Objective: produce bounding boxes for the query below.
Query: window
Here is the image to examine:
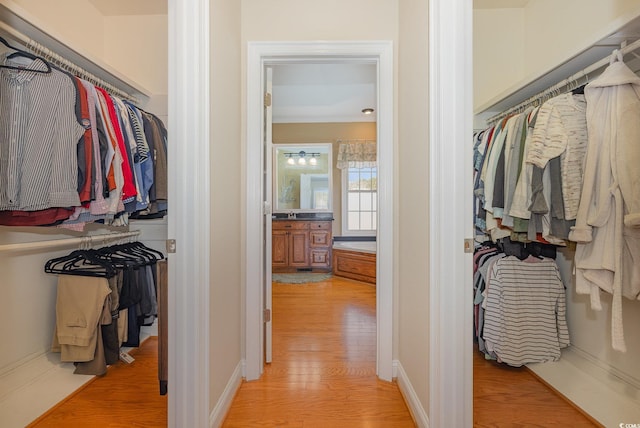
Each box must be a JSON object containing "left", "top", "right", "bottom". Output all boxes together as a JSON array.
[{"left": 342, "top": 166, "right": 377, "bottom": 235}]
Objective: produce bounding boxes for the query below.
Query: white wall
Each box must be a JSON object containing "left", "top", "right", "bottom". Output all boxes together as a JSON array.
[
  {"left": 210, "top": 0, "right": 243, "bottom": 412},
  {"left": 398, "top": 0, "right": 430, "bottom": 416},
  {"left": 0, "top": 227, "right": 109, "bottom": 371},
  {"left": 474, "top": 0, "right": 640, "bottom": 110},
  {"left": 1, "top": 0, "right": 106, "bottom": 59},
  {"left": 557, "top": 248, "right": 640, "bottom": 383},
  {"left": 103, "top": 14, "right": 168, "bottom": 96},
  {"left": 523, "top": 0, "right": 640, "bottom": 78},
  {"left": 241, "top": 0, "right": 399, "bottom": 41},
  {"left": 473, "top": 8, "right": 525, "bottom": 110}
]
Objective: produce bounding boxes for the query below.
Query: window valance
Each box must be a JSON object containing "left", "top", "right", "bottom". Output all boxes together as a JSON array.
[{"left": 336, "top": 140, "right": 377, "bottom": 169}]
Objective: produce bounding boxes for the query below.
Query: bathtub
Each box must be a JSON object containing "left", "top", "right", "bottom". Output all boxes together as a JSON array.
[{"left": 332, "top": 240, "right": 377, "bottom": 283}]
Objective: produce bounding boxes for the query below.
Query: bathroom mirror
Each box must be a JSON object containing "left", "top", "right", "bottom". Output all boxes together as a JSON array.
[{"left": 273, "top": 143, "right": 332, "bottom": 212}]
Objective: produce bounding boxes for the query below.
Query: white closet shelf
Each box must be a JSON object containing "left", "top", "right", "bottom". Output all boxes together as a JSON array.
[
  {"left": 0, "top": 1, "right": 152, "bottom": 102},
  {"left": 475, "top": 12, "right": 640, "bottom": 115}
]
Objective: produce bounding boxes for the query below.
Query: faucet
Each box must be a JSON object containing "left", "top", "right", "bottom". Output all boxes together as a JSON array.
[{"left": 288, "top": 211, "right": 296, "bottom": 219}]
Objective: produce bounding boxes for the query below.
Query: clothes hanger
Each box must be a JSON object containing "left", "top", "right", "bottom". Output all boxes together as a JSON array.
[
  {"left": 44, "top": 249, "right": 116, "bottom": 278},
  {"left": 0, "top": 35, "right": 52, "bottom": 74},
  {"left": 95, "top": 241, "right": 163, "bottom": 270},
  {"left": 126, "top": 241, "right": 165, "bottom": 261}
]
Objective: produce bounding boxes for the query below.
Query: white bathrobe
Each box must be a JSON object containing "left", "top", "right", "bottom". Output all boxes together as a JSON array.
[{"left": 568, "top": 51, "right": 640, "bottom": 352}]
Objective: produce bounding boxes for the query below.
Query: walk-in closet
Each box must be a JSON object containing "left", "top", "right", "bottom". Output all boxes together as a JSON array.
[
  {"left": 473, "top": 1, "right": 640, "bottom": 425},
  {"left": 0, "top": 1, "right": 168, "bottom": 426}
]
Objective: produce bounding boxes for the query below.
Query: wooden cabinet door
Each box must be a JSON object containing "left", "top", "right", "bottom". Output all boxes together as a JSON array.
[
  {"left": 289, "top": 229, "right": 309, "bottom": 267},
  {"left": 310, "top": 249, "right": 331, "bottom": 268},
  {"left": 272, "top": 230, "right": 289, "bottom": 268},
  {"left": 309, "top": 230, "right": 330, "bottom": 247}
]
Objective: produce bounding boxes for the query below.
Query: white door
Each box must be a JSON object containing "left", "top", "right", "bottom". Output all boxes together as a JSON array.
[{"left": 264, "top": 66, "right": 273, "bottom": 363}]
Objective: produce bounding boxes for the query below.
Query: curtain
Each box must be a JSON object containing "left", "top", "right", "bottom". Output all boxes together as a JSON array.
[{"left": 336, "top": 140, "right": 377, "bottom": 169}]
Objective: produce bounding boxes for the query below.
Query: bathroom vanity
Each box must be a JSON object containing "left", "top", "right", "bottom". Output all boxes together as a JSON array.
[{"left": 272, "top": 218, "right": 333, "bottom": 272}]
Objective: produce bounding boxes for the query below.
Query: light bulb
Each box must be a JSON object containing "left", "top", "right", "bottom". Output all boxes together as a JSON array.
[
  {"left": 298, "top": 157, "right": 306, "bottom": 165},
  {"left": 287, "top": 157, "right": 295, "bottom": 165},
  {"left": 309, "top": 157, "right": 317, "bottom": 165}
]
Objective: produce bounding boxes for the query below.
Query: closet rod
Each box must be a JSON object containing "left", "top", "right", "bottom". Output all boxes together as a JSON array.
[
  {"left": 487, "top": 38, "right": 640, "bottom": 125},
  {"left": 0, "top": 231, "right": 140, "bottom": 253},
  {"left": 0, "top": 20, "right": 138, "bottom": 104}
]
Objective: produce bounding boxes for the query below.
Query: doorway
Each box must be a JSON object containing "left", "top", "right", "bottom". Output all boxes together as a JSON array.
[
  {"left": 267, "top": 61, "right": 378, "bottom": 364},
  {"left": 245, "top": 41, "right": 394, "bottom": 382}
]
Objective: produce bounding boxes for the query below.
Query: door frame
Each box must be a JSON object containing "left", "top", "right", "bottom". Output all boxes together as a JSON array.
[
  {"left": 167, "top": 0, "right": 211, "bottom": 426},
  {"left": 428, "top": 0, "right": 474, "bottom": 426},
  {"left": 245, "top": 41, "right": 394, "bottom": 381}
]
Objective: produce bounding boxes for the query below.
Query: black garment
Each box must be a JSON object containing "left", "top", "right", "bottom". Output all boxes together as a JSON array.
[{"left": 102, "top": 316, "right": 120, "bottom": 365}]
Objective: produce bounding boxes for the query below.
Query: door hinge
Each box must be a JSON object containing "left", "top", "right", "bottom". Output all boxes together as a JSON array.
[
  {"left": 264, "top": 92, "right": 272, "bottom": 107},
  {"left": 166, "top": 239, "right": 176, "bottom": 254},
  {"left": 464, "top": 238, "right": 474, "bottom": 253},
  {"left": 264, "top": 308, "right": 271, "bottom": 322}
]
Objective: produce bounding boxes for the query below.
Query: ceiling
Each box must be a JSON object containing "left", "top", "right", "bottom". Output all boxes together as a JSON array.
[{"left": 271, "top": 63, "right": 377, "bottom": 123}]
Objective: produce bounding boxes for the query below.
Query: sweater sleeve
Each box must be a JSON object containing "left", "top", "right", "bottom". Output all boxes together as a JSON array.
[{"left": 526, "top": 103, "right": 568, "bottom": 169}]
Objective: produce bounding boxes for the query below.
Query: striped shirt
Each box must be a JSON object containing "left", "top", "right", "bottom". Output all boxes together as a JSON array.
[
  {"left": 482, "top": 256, "right": 569, "bottom": 366},
  {"left": 0, "top": 54, "right": 84, "bottom": 210}
]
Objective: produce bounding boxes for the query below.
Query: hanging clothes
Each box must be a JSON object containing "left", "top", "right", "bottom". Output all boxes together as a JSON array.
[
  {"left": 46, "top": 241, "right": 164, "bottom": 376},
  {"left": 569, "top": 50, "right": 640, "bottom": 352},
  {"left": 0, "top": 53, "right": 84, "bottom": 211},
  {"left": 475, "top": 48, "right": 640, "bottom": 353},
  {"left": 482, "top": 255, "right": 569, "bottom": 366},
  {"left": 0, "top": 53, "right": 168, "bottom": 228}
]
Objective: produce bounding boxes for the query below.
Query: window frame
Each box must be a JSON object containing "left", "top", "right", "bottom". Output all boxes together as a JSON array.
[{"left": 341, "top": 166, "right": 377, "bottom": 237}]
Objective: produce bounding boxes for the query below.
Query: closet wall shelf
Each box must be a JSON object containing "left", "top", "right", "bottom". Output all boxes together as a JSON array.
[
  {"left": 475, "top": 13, "right": 640, "bottom": 116},
  {"left": 0, "top": 1, "right": 152, "bottom": 103},
  {"left": 0, "top": 231, "right": 141, "bottom": 253}
]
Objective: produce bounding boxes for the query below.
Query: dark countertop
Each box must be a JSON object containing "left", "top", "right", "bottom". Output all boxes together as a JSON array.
[{"left": 272, "top": 213, "right": 334, "bottom": 221}]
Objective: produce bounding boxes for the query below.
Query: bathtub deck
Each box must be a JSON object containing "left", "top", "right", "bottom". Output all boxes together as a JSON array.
[{"left": 332, "top": 248, "right": 376, "bottom": 284}]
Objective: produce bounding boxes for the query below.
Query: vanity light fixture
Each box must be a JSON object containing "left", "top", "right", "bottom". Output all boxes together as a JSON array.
[
  {"left": 283, "top": 151, "right": 320, "bottom": 166},
  {"left": 361, "top": 108, "right": 374, "bottom": 115}
]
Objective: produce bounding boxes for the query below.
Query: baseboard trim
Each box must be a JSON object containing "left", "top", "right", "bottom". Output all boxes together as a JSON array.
[
  {"left": 209, "top": 361, "right": 243, "bottom": 428},
  {"left": 526, "top": 346, "right": 640, "bottom": 428},
  {"left": 0, "top": 351, "right": 94, "bottom": 427},
  {"left": 395, "top": 360, "right": 429, "bottom": 428}
]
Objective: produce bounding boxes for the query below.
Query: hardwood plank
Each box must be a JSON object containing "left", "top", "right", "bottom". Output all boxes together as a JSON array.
[
  {"left": 28, "top": 276, "right": 600, "bottom": 427},
  {"left": 223, "top": 277, "right": 415, "bottom": 427},
  {"left": 473, "top": 345, "right": 601, "bottom": 427},
  {"left": 29, "top": 337, "right": 167, "bottom": 428}
]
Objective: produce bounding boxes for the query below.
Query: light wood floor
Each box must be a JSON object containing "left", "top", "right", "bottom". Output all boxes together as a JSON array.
[
  {"left": 473, "top": 345, "right": 600, "bottom": 427},
  {"left": 223, "top": 276, "right": 415, "bottom": 427},
  {"left": 28, "top": 337, "right": 167, "bottom": 427},
  {"left": 27, "top": 276, "right": 602, "bottom": 427}
]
